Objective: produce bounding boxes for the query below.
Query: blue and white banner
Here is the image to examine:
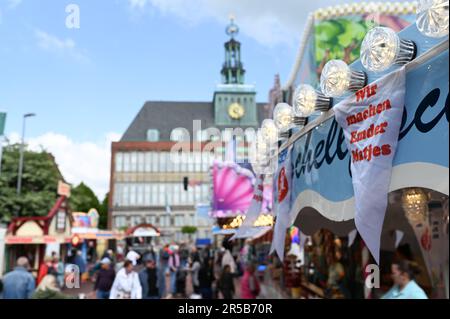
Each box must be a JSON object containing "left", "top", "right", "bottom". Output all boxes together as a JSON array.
[
  {"left": 334, "top": 67, "right": 406, "bottom": 264},
  {"left": 270, "top": 146, "right": 293, "bottom": 261}
]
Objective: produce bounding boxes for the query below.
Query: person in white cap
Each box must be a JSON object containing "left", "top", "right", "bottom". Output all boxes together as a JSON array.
[{"left": 126, "top": 250, "right": 141, "bottom": 266}]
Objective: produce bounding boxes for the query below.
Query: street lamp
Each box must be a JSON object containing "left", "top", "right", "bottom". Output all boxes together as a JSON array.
[{"left": 16, "top": 113, "right": 36, "bottom": 198}]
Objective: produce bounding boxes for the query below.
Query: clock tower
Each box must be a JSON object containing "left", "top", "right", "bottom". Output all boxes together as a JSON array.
[{"left": 213, "top": 17, "right": 258, "bottom": 126}]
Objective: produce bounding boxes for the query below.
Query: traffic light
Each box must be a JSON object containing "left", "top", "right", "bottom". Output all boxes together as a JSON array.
[{"left": 183, "top": 177, "right": 189, "bottom": 191}]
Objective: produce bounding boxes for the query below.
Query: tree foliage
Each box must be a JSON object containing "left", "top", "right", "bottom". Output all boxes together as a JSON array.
[
  {"left": 181, "top": 226, "right": 198, "bottom": 235},
  {"left": 0, "top": 144, "right": 60, "bottom": 222}
]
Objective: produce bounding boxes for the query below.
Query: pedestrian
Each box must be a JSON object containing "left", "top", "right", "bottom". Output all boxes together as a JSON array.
[
  {"left": 168, "top": 246, "right": 180, "bottom": 296},
  {"left": 158, "top": 244, "right": 170, "bottom": 298},
  {"left": 52, "top": 254, "right": 65, "bottom": 288},
  {"left": 2, "top": 257, "right": 35, "bottom": 299},
  {"left": 139, "top": 257, "right": 159, "bottom": 299},
  {"left": 37, "top": 256, "right": 57, "bottom": 285},
  {"left": 32, "top": 275, "right": 75, "bottom": 299},
  {"left": 102, "top": 249, "right": 116, "bottom": 265},
  {"left": 73, "top": 250, "right": 87, "bottom": 279},
  {"left": 240, "top": 263, "right": 260, "bottom": 299},
  {"left": 94, "top": 258, "right": 116, "bottom": 299},
  {"left": 218, "top": 265, "right": 235, "bottom": 299},
  {"left": 221, "top": 247, "right": 237, "bottom": 275},
  {"left": 198, "top": 258, "right": 215, "bottom": 299},
  {"left": 110, "top": 260, "right": 142, "bottom": 299},
  {"left": 382, "top": 260, "right": 428, "bottom": 299},
  {"left": 126, "top": 250, "right": 141, "bottom": 266},
  {"left": 188, "top": 253, "right": 202, "bottom": 295}
]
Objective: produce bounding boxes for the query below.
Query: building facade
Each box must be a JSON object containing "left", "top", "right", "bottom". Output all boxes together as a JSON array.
[{"left": 108, "top": 19, "right": 267, "bottom": 243}]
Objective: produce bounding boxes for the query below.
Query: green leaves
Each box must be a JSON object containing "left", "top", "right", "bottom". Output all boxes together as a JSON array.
[
  {"left": 181, "top": 226, "right": 198, "bottom": 235},
  {"left": 314, "top": 18, "right": 370, "bottom": 66},
  {"left": 0, "top": 144, "right": 59, "bottom": 222},
  {"left": 0, "top": 144, "right": 108, "bottom": 229}
]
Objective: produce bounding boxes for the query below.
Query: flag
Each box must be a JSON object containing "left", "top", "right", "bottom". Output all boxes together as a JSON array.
[
  {"left": 230, "top": 174, "right": 265, "bottom": 240},
  {"left": 270, "top": 146, "right": 293, "bottom": 261},
  {"left": 333, "top": 67, "right": 406, "bottom": 264}
]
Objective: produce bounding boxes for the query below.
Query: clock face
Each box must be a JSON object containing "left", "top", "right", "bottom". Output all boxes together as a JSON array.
[{"left": 228, "top": 103, "right": 245, "bottom": 119}]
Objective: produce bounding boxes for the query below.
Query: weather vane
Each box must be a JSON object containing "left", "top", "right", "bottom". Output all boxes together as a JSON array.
[{"left": 226, "top": 13, "right": 239, "bottom": 39}]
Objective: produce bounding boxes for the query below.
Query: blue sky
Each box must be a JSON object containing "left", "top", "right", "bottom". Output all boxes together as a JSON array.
[
  {"left": 0, "top": 0, "right": 299, "bottom": 141},
  {"left": 0, "top": 0, "right": 388, "bottom": 197}
]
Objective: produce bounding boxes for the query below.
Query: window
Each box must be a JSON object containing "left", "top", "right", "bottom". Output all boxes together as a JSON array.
[
  {"left": 159, "top": 153, "right": 167, "bottom": 172},
  {"left": 151, "top": 184, "right": 158, "bottom": 205},
  {"left": 137, "top": 184, "right": 144, "bottom": 205},
  {"left": 115, "top": 153, "right": 123, "bottom": 172},
  {"left": 123, "top": 153, "right": 131, "bottom": 172},
  {"left": 137, "top": 152, "right": 144, "bottom": 172},
  {"left": 188, "top": 188, "right": 194, "bottom": 204},
  {"left": 173, "top": 184, "right": 180, "bottom": 205},
  {"left": 130, "top": 152, "right": 137, "bottom": 172},
  {"left": 147, "top": 129, "right": 160, "bottom": 142},
  {"left": 181, "top": 187, "right": 187, "bottom": 204},
  {"left": 151, "top": 152, "right": 158, "bottom": 172},
  {"left": 188, "top": 153, "right": 194, "bottom": 172},
  {"left": 129, "top": 184, "right": 137, "bottom": 206},
  {"left": 145, "top": 152, "right": 151, "bottom": 172},
  {"left": 114, "top": 184, "right": 122, "bottom": 206},
  {"left": 159, "top": 184, "right": 166, "bottom": 206},
  {"left": 114, "top": 216, "right": 126, "bottom": 228},
  {"left": 144, "top": 184, "right": 151, "bottom": 206},
  {"left": 171, "top": 128, "right": 188, "bottom": 142},
  {"left": 123, "top": 185, "right": 130, "bottom": 206}
]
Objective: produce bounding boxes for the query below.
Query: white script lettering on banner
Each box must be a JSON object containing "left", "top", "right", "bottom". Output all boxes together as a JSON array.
[
  {"left": 334, "top": 67, "right": 406, "bottom": 264},
  {"left": 270, "top": 146, "right": 293, "bottom": 261},
  {"left": 231, "top": 174, "right": 265, "bottom": 240}
]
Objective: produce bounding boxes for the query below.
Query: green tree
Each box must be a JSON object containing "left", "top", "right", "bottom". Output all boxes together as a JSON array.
[
  {"left": 0, "top": 144, "right": 61, "bottom": 222},
  {"left": 99, "top": 193, "right": 109, "bottom": 230},
  {"left": 70, "top": 182, "right": 100, "bottom": 213},
  {"left": 181, "top": 226, "right": 198, "bottom": 241}
]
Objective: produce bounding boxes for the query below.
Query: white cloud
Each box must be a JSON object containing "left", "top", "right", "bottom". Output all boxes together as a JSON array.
[
  {"left": 8, "top": 132, "right": 121, "bottom": 199},
  {"left": 7, "top": 0, "right": 22, "bottom": 9},
  {"left": 34, "top": 29, "right": 89, "bottom": 62},
  {"left": 127, "top": 0, "right": 403, "bottom": 47}
]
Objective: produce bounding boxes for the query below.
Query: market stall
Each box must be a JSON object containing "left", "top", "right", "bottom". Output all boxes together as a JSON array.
[{"left": 3, "top": 196, "right": 72, "bottom": 275}]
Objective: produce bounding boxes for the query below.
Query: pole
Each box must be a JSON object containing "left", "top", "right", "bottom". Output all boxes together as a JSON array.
[{"left": 17, "top": 115, "right": 27, "bottom": 196}]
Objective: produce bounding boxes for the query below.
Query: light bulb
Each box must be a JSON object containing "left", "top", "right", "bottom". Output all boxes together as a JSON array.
[
  {"left": 294, "top": 84, "right": 331, "bottom": 114},
  {"left": 416, "top": 0, "right": 449, "bottom": 38},
  {"left": 261, "top": 119, "right": 278, "bottom": 144},
  {"left": 320, "top": 59, "right": 366, "bottom": 97},
  {"left": 273, "top": 103, "right": 294, "bottom": 133},
  {"left": 360, "top": 27, "right": 416, "bottom": 72}
]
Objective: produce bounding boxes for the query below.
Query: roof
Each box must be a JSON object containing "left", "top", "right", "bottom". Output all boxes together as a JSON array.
[{"left": 121, "top": 101, "right": 267, "bottom": 142}]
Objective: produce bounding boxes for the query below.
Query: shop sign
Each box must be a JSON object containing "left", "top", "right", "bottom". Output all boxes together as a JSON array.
[{"left": 57, "top": 181, "right": 71, "bottom": 198}]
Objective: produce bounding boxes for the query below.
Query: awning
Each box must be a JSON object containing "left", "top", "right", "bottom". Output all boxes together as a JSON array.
[
  {"left": 231, "top": 226, "right": 272, "bottom": 240},
  {"left": 195, "top": 238, "right": 212, "bottom": 247},
  {"left": 212, "top": 226, "right": 236, "bottom": 236}
]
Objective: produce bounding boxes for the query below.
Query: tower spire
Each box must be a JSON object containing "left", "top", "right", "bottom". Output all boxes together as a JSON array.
[{"left": 221, "top": 16, "right": 245, "bottom": 84}]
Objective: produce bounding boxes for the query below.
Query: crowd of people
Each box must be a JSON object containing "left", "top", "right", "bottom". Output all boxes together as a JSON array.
[
  {"left": 0, "top": 236, "right": 428, "bottom": 299},
  {"left": 0, "top": 239, "right": 263, "bottom": 300}
]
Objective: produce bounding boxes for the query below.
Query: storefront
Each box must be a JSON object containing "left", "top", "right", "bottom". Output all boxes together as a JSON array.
[
  {"left": 268, "top": 4, "right": 449, "bottom": 299},
  {"left": 3, "top": 196, "right": 72, "bottom": 276}
]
